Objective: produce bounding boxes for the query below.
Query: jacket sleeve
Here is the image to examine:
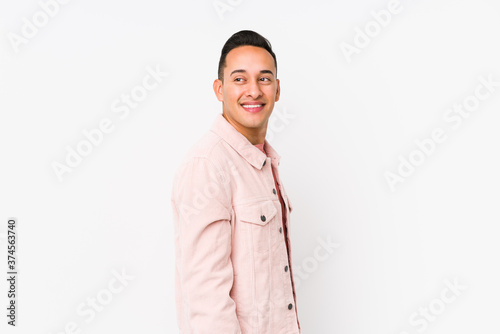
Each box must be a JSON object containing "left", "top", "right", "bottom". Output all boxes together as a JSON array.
[{"left": 171, "top": 157, "right": 241, "bottom": 334}]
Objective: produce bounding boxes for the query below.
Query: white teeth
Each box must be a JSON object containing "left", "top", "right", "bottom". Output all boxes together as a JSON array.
[{"left": 242, "top": 104, "right": 263, "bottom": 108}]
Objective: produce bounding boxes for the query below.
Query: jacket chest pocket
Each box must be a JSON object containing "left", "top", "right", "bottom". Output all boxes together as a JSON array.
[{"left": 235, "top": 200, "right": 278, "bottom": 253}]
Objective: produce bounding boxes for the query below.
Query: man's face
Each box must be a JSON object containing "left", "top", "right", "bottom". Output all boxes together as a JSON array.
[{"left": 213, "top": 45, "right": 280, "bottom": 143}]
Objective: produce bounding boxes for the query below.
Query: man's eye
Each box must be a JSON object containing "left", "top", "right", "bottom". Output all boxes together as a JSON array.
[
  {"left": 260, "top": 77, "right": 271, "bottom": 81},
  {"left": 235, "top": 78, "right": 244, "bottom": 82}
]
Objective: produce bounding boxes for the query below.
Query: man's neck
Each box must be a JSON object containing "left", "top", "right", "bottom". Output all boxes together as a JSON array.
[{"left": 222, "top": 112, "right": 266, "bottom": 145}]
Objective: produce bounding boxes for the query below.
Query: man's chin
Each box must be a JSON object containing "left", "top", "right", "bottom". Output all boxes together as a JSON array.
[
  {"left": 224, "top": 108, "right": 270, "bottom": 128},
  {"left": 242, "top": 110, "right": 270, "bottom": 121}
]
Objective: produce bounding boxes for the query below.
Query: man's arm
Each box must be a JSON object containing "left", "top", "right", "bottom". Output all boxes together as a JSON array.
[{"left": 171, "top": 157, "right": 241, "bottom": 333}]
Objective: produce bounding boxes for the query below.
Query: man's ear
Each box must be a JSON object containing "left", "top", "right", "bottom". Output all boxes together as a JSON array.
[
  {"left": 275, "top": 78, "right": 280, "bottom": 102},
  {"left": 213, "top": 79, "right": 224, "bottom": 102}
]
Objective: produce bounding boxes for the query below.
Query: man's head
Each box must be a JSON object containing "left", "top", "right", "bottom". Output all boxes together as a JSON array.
[
  {"left": 217, "top": 30, "right": 277, "bottom": 81},
  {"left": 213, "top": 30, "right": 280, "bottom": 145}
]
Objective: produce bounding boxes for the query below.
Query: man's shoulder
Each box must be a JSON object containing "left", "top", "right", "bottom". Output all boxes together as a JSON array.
[
  {"left": 183, "top": 129, "right": 224, "bottom": 160},
  {"left": 174, "top": 128, "right": 234, "bottom": 175},
  {"left": 171, "top": 128, "right": 238, "bottom": 201}
]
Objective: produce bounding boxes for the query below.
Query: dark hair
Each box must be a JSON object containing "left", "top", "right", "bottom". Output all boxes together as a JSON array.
[{"left": 218, "top": 30, "right": 277, "bottom": 81}]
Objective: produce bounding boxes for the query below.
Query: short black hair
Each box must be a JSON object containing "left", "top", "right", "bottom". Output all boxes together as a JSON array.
[{"left": 217, "top": 30, "right": 277, "bottom": 81}]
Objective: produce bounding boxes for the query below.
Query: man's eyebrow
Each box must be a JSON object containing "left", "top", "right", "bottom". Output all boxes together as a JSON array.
[{"left": 229, "top": 69, "right": 275, "bottom": 77}]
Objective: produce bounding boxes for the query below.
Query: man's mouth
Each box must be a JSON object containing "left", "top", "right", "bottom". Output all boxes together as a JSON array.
[{"left": 241, "top": 103, "right": 265, "bottom": 113}]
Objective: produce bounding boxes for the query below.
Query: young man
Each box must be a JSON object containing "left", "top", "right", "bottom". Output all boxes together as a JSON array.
[{"left": 171, "top": 30, "right": 301, "bottom": 334}]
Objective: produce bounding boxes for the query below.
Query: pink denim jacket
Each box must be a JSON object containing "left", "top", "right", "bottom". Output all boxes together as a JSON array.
[{"left": 171, "top": 113, "right": 301, "bottom": 333}]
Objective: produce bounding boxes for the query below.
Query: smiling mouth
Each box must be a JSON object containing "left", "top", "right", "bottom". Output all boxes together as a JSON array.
[{"left": 241, "top": 103, "right": 265, "bottom": 113}]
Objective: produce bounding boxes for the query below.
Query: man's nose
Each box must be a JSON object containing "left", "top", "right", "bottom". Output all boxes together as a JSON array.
[{"left": 245, "top": 80, "right": 263, "bottom": 99}]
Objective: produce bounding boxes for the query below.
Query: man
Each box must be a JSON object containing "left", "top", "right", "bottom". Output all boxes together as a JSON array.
[{"left": 171, "top": 30, "right": 301, "bottom": 334}]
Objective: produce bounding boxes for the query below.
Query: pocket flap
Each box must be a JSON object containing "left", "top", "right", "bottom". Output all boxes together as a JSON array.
[{"left": 237, "top": 200, "right": 277, "bottom": 226}]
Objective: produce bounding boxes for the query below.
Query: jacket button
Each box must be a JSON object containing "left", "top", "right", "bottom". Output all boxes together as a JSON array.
[
  {"left": 288, "top": 303, "right": 293, "bottom": 310},
  {"left": 279, "top": 227, "right": 282, "bottom": 233},
  {"left": 260, "top": 215, "right": 266, "bottom": 222},
  {"left": 284, "top": 265, "right": 288, "bottom": 272},
  {"left": 273, "top": 188, "right": 276, "bottom": 195},
  {"left": 262, "top": 160, "right": 266, "bottom": 167}
]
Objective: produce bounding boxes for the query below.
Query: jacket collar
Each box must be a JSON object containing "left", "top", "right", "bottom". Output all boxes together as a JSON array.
[{"left": 210, "top": 113, "right": 281, "bottom": 170}]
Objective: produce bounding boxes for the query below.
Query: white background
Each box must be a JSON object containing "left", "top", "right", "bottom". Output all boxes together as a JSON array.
[{"left": 1, "top": 0, "right": 499, "bottom": 333}]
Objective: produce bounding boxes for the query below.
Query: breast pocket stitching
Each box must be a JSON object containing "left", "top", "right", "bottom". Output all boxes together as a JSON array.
[{"left": 235, "top": 200, "right": 278, "bottom": 253}]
